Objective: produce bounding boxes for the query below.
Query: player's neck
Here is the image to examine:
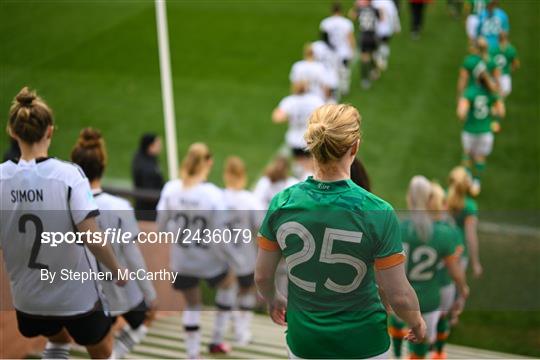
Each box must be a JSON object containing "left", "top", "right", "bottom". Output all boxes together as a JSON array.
[
  {"left": 19, "top": 141, "right": 48, "bottom": 162},
  {"left": 90, "top": 179, "right": 102, "bottom": 190},
  {"left": 313, "top": 161, "right": 350, "bottom": 182}
]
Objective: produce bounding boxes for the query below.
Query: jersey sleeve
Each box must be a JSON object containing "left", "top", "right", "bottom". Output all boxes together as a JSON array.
[
  {"left": 373, "top": 205, "right": 405, "bottom": 270},
  {"left": 69, "top": 177, "right": 99, "bottom": 225},
  {"left": 464, "top": 198, "right": 478, "bottom": 218},
  {"left": 257, "top": 195, "right": 280, "bottom": 251},
  {"left": 278, "top": 96, "right": 293, "bottom": 115},
  {"left": 441, "top": 226, "right": 460, "bottom": 264}
]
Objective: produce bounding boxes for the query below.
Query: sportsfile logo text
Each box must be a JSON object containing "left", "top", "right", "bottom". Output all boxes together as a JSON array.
[{"left": 40, "top": 227, "right": 253, "bottom": 247}]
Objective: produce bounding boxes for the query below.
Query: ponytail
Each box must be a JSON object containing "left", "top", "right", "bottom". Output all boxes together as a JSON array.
[
  {"left": 8, "top": 87, "right": 54, "bottom": 144},
  {"left": 407, "top": 175, "right": 433, "bottom": 242}
]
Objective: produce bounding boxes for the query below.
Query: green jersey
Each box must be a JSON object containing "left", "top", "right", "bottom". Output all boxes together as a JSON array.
[
  {"left": 463, "top": 84, "right": 499, "bottom": 134},
  {"left": 259, "top": 176, "right": 404, "bottom": 359},
  {"left": 401, "top": 220, "right": 458, "bottom": 312},
  {"left": 490, "top": 43, "right": 517, "bottom": 75},
  {"left": 451, "top": 196, "right": 478, "bottom": 258},
  {"left": 462, "top": 54, "right": 497, "bottom": 88},
  {"left": 436, "top": 220, "right": 464, "bottom": 287}
]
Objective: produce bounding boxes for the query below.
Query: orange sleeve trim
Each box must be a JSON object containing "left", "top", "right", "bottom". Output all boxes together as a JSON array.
[
  {"left": 443, "top": 249, "right": 460, "bottom": 265},
  {"left": 375, "top": 252, "right": 405, "bottom": 270},
  {"left": 258, "top": 236, "right": 280, "bottom": 251}
]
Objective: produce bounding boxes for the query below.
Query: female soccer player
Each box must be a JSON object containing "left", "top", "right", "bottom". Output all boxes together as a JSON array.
[
  {"left": 0, "top": 87, "right": 124, "bottom": 359},
  {"left": 272, "top": 81, "right": 324, "bottom": 179},
  {"left": 255, "top": 104, "right": 426, "bottom": 359},
  {"left": 429, "top": 183, "right": 464, "bottom": 359},
  {"left": 457, "top": 76, "right": 505, "bottom": 195},
  {"left": 253, "top": 156, "right": 298, "bottom": 208},
  {"left": 156, "top": 142, "right": 236, "bottom": 357},
  {"left": 71, "top": 128, "right": 157, "bottom": 358},
  {"left": 389, "top": 176, "right": 468, "bottom": 359},
  {"left": 222, "top": 156, "right": 264, "bottom": 345},
  {"left": 447, "top": 166, "right": 483, "bottom": 279}
]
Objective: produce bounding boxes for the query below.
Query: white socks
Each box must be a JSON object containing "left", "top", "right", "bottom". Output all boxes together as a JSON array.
[
  {"left": 42, "top": 341, "right": 70, "bottom": 360},
  {"left": 183, "top": 306, "right": 202, "bottom": 358},
  {"left": 114, "top": 324, "right": 148, "bottom": 358}
]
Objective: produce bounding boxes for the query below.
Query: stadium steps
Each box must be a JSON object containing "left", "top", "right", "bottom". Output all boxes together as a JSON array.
[{"left": 62, "top": 311, "right": 530, "bottom": 359}]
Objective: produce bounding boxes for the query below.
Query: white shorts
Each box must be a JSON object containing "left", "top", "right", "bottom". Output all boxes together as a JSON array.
[
  {"left": 439, "top": 283, "right": 457, "bottom": 313},
  {"left": 461, "top": 131, "right": 494, "bottom": 157},
  {"left": 466, "top": 15, "right": 479, "bottom": 39},
  {"left": 423, "top": 310, "right": 441, "bottom": 344},
  {"left": 500, "top": 74, "right": 512, "bottom": 97}
]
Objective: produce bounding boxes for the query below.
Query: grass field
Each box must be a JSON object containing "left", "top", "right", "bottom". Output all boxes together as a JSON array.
[{"left": 1, "top": 0, "right": 539, "bottom": 356}]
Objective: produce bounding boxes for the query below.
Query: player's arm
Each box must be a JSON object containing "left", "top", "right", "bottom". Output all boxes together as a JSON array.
[
  {"left": 255, "top": 245, "right": 286, "bottom": 326},
  {"left": 376, "top": 263, "right": 426, "bottom": 343},
  {"left": 464, "top": 215, "right": 482, "bottom": 278},
  {"left": 272, "top": 107, "right": 288, "bottom": 124},
  {"left": 348, "top": 30, "right": 356, "bottom": 50},
  {"left": 492, "top": 99, "right": 505, "bottom": 119},
  {"left": 456, "top": 68, "right": 469, "bottom": 98},
  {"left": 444, "top": 253, "right": 469, "bottom": 299},
  {"left": 457, "top": 97, "right": 470, "bottom": 121},
  {"left": 77, "top": 217, "right": 126, "bottom": 286}
]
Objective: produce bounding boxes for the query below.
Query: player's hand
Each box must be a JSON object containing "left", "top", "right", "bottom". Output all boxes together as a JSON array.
[
  {"left": 268, "top": 292, "right": 287, "bottom": 326},
  {"left": 472, "top": 261, "right": 483, "bottom": 278},
  {"left": 405, "top": 318, "right": 426, "bottom": 344},
  {"left": 491, "top": 121, "right": 501, "bottom": 133}
]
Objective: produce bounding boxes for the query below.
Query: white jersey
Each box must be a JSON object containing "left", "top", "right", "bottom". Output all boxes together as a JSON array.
[
  {"left": 319, "top": 15, "right": 355, "bottom": 60},
  {"left": 289, "top": 60, "right": 330, "bottom": 101},
  {"left": 277, "top": 93, "right": 325, "bottom": 149},
  {"left": 156, "top": 180, "right": 229, "bottom": 278},
  {"left": 0, "top": 158, "right": 100, "bottom": 316},
  {"left": 373, "top": 0, "right": 400, "bottom": 37},
  {"left": 222, "top": 189, "right": 264, "bottom": 276},
  {"left": 253, "top": 176, "right": 299, "bottom": 209},
  {"left": 312, "top": 40, "right": 340, "bottom": 89},
  {"left": 93, "top": 190, "right": 156, "bottom": 316}
]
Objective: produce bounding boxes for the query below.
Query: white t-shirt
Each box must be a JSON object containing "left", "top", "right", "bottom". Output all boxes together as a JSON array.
[
  {"left": 156, "top": 180, "right": 229, "bottom": 278},
  {"left": 289, "top": 60, "right": 330, "bottom": 101},
  {"left": 277, "top": 93, "right": 325, "bottom": 149},
  {"left": 0, "top": 158, "right": 100, "bottom": 316},
  {"left": 222, "top": 189, "right": 264, "bottom": 276},
  {"left": 319, "top": 15, "right": 355, "bottom": 60},
  {"left": 312, "top": 40, "right": 340, "bottom": 88},
  {"left": 253, "top": 176, "right": 299, "bottom": 209},
  {"left": 373, "top": 0, "right": 400, "bottom": 37},
  {"left": 93, "top": 190, "right": 156, "bottom": 316}
]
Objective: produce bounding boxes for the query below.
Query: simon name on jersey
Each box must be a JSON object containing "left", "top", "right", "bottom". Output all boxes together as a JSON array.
[{"left": 10, "top": 188, "right": 44, "bottom": 203}]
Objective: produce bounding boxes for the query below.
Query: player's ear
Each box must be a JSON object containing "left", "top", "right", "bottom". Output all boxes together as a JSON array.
[
  {"left": 350, "top": 139, "right": 360, "bottom": 157},
  {"left": 45, "top": 125, "right": 54, "bottom": 139}
]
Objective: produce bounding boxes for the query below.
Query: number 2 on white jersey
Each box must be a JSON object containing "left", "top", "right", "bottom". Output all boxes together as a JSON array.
[{"left": 277, "top": 222, "right": 367, "bottom": 294}]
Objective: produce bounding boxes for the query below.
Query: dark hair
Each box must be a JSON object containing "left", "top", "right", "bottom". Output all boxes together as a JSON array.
[
  {"left": 71, "top": 128, "right": 107, "bottom": 182},
  {"left": 8, "top": 87, "right": 54, "bottom": 144},
  {"left": 265, "top": 156, "right": 290, "bottom": 183},
  {"left": 350, "top": 158, "right": 371, "bottom": 191},
  {"left": 332, "top": 2, "right": 342, "bottom": 13},
  {"left": 139, "top": 133, "right": 158, "bottom": 155}
]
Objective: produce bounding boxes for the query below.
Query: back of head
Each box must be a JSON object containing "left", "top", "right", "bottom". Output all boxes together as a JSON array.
[
  {"left": 447, "top": 166, "right": 471, "bottom": 214},
  {"left": 303, "top": 43, "right": 314, "bottom": 59},
  {"left": 332, "top": 1, "right": 342, "bottom": 14},
  {"left": 304, "top": 104, "right": 361, "bottom": 164},
  {"left": 291, "top": 81, "right": 308, "bottom": 95},
  {"left": 139, "top": 133, "right": 157, "bottom": 155},
  {"left": 429, "top": 181, "right": 446, "bottom": 212},
  {"left": 71, "top": 128, "right": 107, "bottom": 182},
  {"left": 224, "top": 156, "right": 247, "bottom": 190},
  {"left": 407, "top": 175, "right": 433, "bottom": 241},
  {"left": 8, "top": 87, "right": 54, "bottom": 144},
  {"left": 180, "top": 142, "right": 211, "bottom": 180},
  {"left": 265, "top": 156, "right": 289, "bottom": 183}
]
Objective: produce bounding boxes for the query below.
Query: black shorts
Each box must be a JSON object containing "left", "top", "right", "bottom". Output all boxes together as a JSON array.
[
  {"left": 173, "top": 271, "right": 228, "bottom": 291},
  {"left": 237, "top": 273, "right": 254, "bottom": 289},
  {"left": 112, "top": 300, "right": 148, "bottom": 330},
  {"left": 291, "top": 147, "right": 310, "bottom": 158},
  {"left": 16, "top": 307, "right": 111, "bottom": 346},
  {"left": 360, "top": 33, "right": 378, "bottom": 53}
]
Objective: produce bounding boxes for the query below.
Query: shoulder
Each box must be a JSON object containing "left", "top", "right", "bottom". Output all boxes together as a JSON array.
[
  {"left": 40, "top": 158, "right": 87, "bottom": 186},
  {"left": 0, "top": 160, "right": 18, "bottom": 179},
  {"left": 464, "top": 196, "right": 478, "bottom": 213},
  {"left": 202, "top": 182, "right": 224, "bottom": 199},
  {"left": 358, "top": 187, "right": 395, "bottom": 212},
  {"left": 97, "top": 192, "right": 132, "bottom": 211},
  {"left": 160, "top": 179, "right": 182, "bottom": 198}
]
